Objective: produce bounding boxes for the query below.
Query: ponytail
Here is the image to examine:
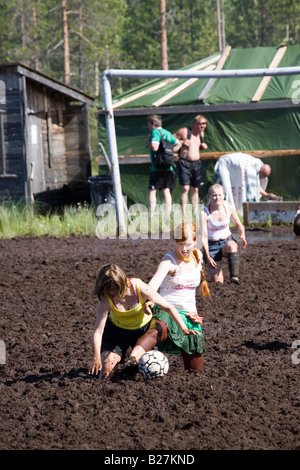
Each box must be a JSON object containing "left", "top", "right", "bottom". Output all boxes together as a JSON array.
[
  {"left": 192, "top": 248, "right": 200, "bottom": 265},
  {"left": 201, "top": 268, "right": 211, "bottom": 297},
  {"left": 192, "top": 249, "right": 211, "bottom": 297}
]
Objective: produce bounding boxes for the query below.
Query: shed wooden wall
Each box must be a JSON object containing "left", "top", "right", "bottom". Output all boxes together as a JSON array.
[
  {"left": 0, "top": 66, "right": 92, "bottom": 208},
  {"left": 26, "top": 80, "right": 91, "bottom": 204},
  {"left": 27, "top": 80, "right": 69, "bottom": 191},
  {"left": 0, "top": 68, "right": 26, "bottom": 201},
  {"left": 64, "top": 104, "right": 91, "bottom": 187}
]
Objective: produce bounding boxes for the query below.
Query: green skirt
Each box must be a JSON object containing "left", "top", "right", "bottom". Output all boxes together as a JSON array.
[{"left": 152, "top": 305, "right": 205, "bottom": 356}]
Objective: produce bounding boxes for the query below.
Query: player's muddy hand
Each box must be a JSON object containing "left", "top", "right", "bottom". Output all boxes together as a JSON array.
[
  {"left": 143, "top": 300, "right": 154, "bottom": 315},
  {"left": 183, "top": 328, "right": 201, "bottom": 336},
  {"left": 89, "top": 359, "right": 101, "bottom": 375}
]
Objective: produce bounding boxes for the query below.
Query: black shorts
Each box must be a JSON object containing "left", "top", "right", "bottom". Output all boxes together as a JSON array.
[
  {"left": 178, "top": 159, "right": 204, "bottom": 187},
  {"left": 148, "top": 170, "right": 175, "bottom": 190},
  {"left": 101, "top": 317, "right": 151, "bottom": 361}
]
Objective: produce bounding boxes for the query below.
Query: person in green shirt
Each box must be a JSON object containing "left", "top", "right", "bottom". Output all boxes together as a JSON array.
[{"left": 147, "top": 115, "right": 181, "bottom": 216}]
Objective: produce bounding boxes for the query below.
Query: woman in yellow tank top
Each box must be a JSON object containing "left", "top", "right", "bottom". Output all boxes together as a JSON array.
[{"left": 89, "top": 264, "right": 201, "bottom": 380}]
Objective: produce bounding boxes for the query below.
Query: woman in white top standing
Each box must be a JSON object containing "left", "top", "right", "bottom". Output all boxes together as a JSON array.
[
  {"left": 131, "top": 222, "right": 206, "bottom": 371},
  {"left": 201, "top": 184, "right": 247, "bottom": 284}
]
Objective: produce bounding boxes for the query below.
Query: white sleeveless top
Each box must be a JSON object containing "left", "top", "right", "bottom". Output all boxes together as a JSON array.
[
  {"left": 159, "top": 251, "right": 202, "bottom": 312},
  {"left": 204, "top": 202, "right": 231, "bottom": 241}
]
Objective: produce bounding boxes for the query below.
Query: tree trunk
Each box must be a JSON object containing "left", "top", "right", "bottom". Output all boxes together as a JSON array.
[
  {"left": 95, "top": 60, "right": 99, "bottom": 97},
  {"left": 61, "top": 0, "right": 70, "bottom": 85},
  {"left": 160, "top": 0, "right": 168, "bottom": 70},
  {"left": 179, "top": 0, "right": 186, "bottom": 66},
  {"left": 216, "top": 0, "right": 222, "bottom": 51},
  {"left": 20, "top": 1, "right": 28, "bottom": 65},
  {"left": 78, "top": 1, "right": 83, "bottom": 90},
  {"left": 20, "top": 1, "right": 26, "bottom": 50},
  {"left": 261, "top": 0, "right": 266, "bottom": 46},
  {"left": 32, "top": 0, "right": 39, "bottom": 71},
  {"left": 217, "top": 0, "right": 226, "bottom": 50}
]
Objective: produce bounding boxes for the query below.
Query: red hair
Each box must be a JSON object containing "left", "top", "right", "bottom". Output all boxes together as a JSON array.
[
  {"left": 174, "top": 222, "right": 210, "bottom": 295},
  {"left": 174, "top": 222, "right": 201, "bottom": 264}
]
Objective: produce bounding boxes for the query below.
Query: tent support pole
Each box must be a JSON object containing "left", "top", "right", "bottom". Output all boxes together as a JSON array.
[{"left": 101, "top": 71, "right": 127, "bottom": 237}]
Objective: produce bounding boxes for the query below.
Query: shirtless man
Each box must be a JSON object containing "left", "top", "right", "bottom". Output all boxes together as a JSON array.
[{"left": 174, "top": 115, "right": 207, "bottom": 213}]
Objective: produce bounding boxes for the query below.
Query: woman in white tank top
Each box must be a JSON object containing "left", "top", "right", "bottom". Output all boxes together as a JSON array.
[
  {"left": 131, "top": 222, "right": 207, "bottom": 372},
  {"left": 201, "top": 184, "right": 247, "bottom": 284}
]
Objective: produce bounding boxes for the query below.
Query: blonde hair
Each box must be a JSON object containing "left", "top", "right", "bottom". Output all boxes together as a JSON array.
[
  {"left": 208, "top": 183, "right": 224, "bottom": 197},
  {"left": 193, "top": 115, "right": 207, "bottom": 124},
  {"left": 93, "top": 264, "right": 129, "bottom": 300},
  {"left": 174, "top": 222, "right": 210, "bottom": 296}
]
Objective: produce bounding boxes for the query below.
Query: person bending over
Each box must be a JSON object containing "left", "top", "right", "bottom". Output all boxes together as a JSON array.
[{"left": 89, "top": 263, "right": 200, "bottom": 379}]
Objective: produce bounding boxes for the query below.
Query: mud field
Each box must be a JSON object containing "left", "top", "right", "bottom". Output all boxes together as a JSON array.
[{"left": 0, "top": 227, "right": 299, "bottom": 452}]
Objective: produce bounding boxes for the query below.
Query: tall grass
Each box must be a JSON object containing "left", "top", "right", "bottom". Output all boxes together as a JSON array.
[
  {"left": 0, "top": 201, "right": 99, "bottom": 239},
  {"left": 0, "top": 200, "right": 247, "bottom": 240}
]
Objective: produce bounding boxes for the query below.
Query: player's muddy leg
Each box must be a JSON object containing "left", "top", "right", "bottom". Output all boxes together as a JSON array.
[
  {"left": 129, "top": 319, "right": 168, "bottom": 363},
  {"left": 228, "top": 252, "right": 240, "bottom": 284},
  {"left": 223, "top": 239, "right": 240, "bottom": 284},
  {"left": 180, "top": 349, "right": 203, "bottom": 371},
  {"left": 99, "top": 351, "right": 121, "bottom": 380}
]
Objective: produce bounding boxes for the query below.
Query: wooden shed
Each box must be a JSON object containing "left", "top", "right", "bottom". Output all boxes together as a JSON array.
[{"left": 0, "top": 62, "right": 95, "bottom": 209}]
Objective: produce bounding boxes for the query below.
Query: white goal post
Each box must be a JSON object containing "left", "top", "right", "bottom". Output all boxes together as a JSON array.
[{"left": 101, "top": 65, "right": 300, "bottom": 237}]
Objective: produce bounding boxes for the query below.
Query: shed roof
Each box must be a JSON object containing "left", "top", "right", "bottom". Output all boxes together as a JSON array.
[{"left": 0, "top": 62, "right": 95, "bottom": 107}]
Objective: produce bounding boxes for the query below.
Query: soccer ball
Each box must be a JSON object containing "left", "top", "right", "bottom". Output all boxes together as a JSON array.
[{"left": 138, "top": 350, "right": 169, "bottom": 379}]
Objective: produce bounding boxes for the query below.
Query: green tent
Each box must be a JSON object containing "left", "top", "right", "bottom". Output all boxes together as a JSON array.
[{"left": 98, "top": 45, "right": 300, "bottom": 206}]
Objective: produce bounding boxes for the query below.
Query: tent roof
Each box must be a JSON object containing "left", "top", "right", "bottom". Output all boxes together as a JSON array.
[{"left": 110, "top": 45, "right": 300, "bottom": 114}]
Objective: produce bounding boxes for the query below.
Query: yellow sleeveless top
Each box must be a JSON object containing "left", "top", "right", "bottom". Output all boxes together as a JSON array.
[{"left": 105, "top": 278, "right": 152, "bottom": 330}]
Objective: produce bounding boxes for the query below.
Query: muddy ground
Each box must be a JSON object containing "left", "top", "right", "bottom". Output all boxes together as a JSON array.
[{"left": 0, "top": 226, "right": 299, "bottom": 452}]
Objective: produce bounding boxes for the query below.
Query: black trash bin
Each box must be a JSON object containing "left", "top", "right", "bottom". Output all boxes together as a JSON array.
[{"left": 88, "top": 175, "right": 114, "bottom": 209}]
